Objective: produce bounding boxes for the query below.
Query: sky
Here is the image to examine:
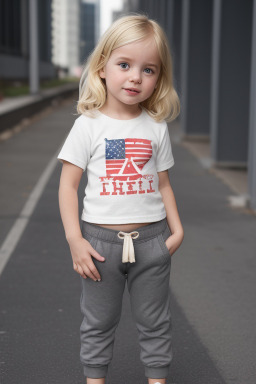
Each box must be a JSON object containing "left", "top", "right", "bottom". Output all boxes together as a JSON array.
[{"left": 99, "top": 0, "right": 124, "bottom": 35}]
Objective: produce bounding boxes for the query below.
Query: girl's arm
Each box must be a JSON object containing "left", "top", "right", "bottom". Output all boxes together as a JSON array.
[
  {"left": 58, "top": 160, "right": 105, "bottom": 282},
  {"left": 58, "top": 160, "right": 84, "bottom": 243},
  {"left": 158, "top": 170, "right": 184, "bottom": 255}
]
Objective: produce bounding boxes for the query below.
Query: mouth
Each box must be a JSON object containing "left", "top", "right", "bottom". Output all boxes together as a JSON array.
[{"left": 124, "top": 88, "right": 140, "bottom": 93}]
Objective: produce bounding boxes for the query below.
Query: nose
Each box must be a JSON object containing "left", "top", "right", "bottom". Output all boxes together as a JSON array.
[{"left": 129, "top": 69, "right": 142, "bottom": 84}]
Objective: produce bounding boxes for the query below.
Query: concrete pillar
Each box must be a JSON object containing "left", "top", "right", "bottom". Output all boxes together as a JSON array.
[
  {"left": 180, "top": 0, "right": 213, "bottom": 137},
  {"left": 210, "top": 0, "right": 253, "bottom": 165},
  {"left": 29, "top": 0, "right": 39, "bottom": 95},
  {"left": 171, "top": 0, "right": 183, "bottom": 101},
  {"left": 165, "top": 0, "right": 175, "bottom": 48},
  {"left": 248, "top": 0, "right": 256, "bottom": 211}
]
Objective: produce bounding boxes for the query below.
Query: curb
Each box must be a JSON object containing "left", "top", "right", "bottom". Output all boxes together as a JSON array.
[{"left": 0, "top": 83, "right": 78, "bottom": 133}]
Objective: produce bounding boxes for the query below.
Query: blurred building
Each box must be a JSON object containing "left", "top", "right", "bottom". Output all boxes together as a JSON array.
[
  {"left": 0, "top": 0, "right": 54, "bottom": 81},
  {"left": 51, "top": 0, "right": 81, "bottom": 77},
  {"left": 122, "top": 0, "right": 139, "bottom": 13},
  {"left": 100, "top": 0, "right": 123, "bottom": 35},
  {"left": 0, "top": 0, "right": 100, "bottom": 87},
  {"left": 80, "top": 0, "right": 97, "bottom": 64}
]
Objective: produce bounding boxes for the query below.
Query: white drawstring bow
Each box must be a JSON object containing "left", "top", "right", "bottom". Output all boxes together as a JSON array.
[{"left": 117, "top": 231, "right": 139, "bottom": 263}]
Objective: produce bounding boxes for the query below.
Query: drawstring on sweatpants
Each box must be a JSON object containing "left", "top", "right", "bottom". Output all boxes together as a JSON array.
[{"left": 117, "top": 231, "right": 139, "bottom": 263}]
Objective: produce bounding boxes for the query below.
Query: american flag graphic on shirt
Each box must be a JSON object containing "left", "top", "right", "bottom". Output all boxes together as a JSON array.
[{"left": 104, "top": 138, "right": 152, "bottom": 177}]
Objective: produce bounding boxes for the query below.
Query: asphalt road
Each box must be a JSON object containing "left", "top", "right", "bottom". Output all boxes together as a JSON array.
[{"left": 0, "top": 97, "right": 255, "bottom": 384}]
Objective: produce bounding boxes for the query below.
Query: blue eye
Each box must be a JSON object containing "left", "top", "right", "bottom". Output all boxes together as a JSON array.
[
  {"left": 119, "top": 63, "right": 129, "bottom": 69},
  {"left": 144, "top": 68, "right": 154, "bottom": 74}
]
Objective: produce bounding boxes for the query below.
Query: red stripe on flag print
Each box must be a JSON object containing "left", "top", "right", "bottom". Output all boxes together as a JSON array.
[
  {"left": 125, "top": 138, "right": 152, "bottom": 171},
  {"left": 106, "top": 159, "right": 125, "bottom": 175}
]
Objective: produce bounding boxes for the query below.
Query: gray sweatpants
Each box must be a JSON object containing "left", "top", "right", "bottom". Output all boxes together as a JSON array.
[{"left": 80, "top": 218, "right": 173, "bottom": 379}]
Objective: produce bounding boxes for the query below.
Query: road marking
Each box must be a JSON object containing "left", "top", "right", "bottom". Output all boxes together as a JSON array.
[{"left": 0, "top": 149, "right": 61, "bottom": 276}]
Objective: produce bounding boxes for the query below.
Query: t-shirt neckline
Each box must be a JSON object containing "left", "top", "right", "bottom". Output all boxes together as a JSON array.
[{"left": 97, "top": 108, "right": 145, "bottom": 123}]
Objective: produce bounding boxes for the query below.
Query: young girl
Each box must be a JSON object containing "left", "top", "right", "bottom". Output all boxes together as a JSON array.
[{"left": 57, "top": 13, "right": 184, "bottom": 384}]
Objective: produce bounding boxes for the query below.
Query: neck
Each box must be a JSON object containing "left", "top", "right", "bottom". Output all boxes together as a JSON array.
[{"left": 99, "top": 101, "right": 142, "bottom": 120}]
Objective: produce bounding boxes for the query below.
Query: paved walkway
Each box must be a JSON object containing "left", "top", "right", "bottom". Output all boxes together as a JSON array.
[{"left": 0, "top": 98, "right": 255, "bottom": 384}]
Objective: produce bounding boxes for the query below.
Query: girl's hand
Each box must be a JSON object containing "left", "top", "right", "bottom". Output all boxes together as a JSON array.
[
  {"left": 165, "top": 232, "right": 184, "bottom": 256},
  {"left": 68, "top": 237, "right": 105, "bottom": 281}
]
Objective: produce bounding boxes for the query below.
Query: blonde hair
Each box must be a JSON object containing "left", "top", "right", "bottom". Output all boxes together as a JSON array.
[{"left": 77, "top": 13, "right": 180, "bottom": 122}]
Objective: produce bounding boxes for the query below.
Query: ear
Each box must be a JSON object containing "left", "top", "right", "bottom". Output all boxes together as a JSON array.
[{"left": 99, "top": 67, "right": 106, "bottom": 79}]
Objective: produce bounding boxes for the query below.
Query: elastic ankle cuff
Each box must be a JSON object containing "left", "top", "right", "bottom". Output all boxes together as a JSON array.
[
  {"left": 144, "top": 365, "right": 170, "bottom": 379},
  {"left": 83, "top": 364, "right": 108, "bottom": 378}
]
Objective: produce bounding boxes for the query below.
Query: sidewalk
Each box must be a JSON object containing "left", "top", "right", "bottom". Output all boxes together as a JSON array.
[{"left": 169, "top": 118, "right": 252, "bottom": 214}]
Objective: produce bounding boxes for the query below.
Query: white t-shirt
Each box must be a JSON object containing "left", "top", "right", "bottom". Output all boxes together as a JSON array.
[{"left": 57, "top": 108, "right": 175, "bottom": 224}]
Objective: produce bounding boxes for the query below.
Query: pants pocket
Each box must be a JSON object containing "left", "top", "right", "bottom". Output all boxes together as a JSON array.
[
  {"left": 81, "top": 221, "right": 97, "bottom": 249},
  {"left": 157, "top": 225, "right": 172, "bottom": 263}
]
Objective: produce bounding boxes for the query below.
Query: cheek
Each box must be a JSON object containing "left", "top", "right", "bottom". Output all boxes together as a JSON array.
[
  {"left": 106, "top": 69, "right": 123, "bottom": 84},
  {"left": 144, "top": 78, "right": 158, "bottom": 92}
]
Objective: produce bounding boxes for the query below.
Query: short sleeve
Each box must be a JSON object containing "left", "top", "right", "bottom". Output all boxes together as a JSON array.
[
  {"left": 156, "top": 122, "right": 175, "bottom": 172},
  {"left": 57, "top": 117, "right": 91, "bottom": 172}
]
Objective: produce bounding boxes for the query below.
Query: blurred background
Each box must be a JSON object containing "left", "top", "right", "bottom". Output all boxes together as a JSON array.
[{"left": 0, "top": 1, "right": 256, "bottom": 384}]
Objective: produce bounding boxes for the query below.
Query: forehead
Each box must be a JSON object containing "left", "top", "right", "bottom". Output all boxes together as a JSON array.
[{"left": 110, "top": 38, "right": 161, "bottom": 64}]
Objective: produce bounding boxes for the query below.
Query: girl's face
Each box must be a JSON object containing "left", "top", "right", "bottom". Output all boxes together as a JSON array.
[{"left": 99, "top": 37, "right": 161, "bottom": 113}]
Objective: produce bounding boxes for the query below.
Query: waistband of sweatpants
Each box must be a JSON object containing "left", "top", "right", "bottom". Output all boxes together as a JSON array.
[{"left": 81, "top": 218, "right": 168, "bottom": 245}]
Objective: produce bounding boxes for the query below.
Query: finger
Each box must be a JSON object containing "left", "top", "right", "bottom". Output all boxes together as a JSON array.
[
  {"left": 87, "top": 262, "right": 101, "bottom": 281},
  {"left": 77, "top": 264, "right": 87, "bottom": 279},
  {"left": 73, "top": 262, "right": 81, "bottom": 274},
  {"left": 73, "top": 262, "right": 78, "bottom": 271},
  {"left": 90, "top": 247, "right": 105, "bottom": 262},
  {"left": 82, "top": 263, "right": 101, "bottom": 282}
]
